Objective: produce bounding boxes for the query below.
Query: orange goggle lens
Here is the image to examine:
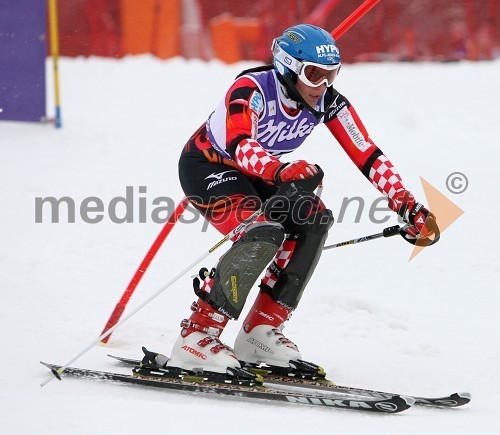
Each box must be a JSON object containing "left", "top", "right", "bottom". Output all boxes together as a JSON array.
[{"left": 300, "top": 64, "right": 340, "bottom": 87}]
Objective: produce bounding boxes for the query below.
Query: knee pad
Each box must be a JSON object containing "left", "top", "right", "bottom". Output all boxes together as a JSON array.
[{"left": 208, "top": 221, "right": 285, "bottom": 319}]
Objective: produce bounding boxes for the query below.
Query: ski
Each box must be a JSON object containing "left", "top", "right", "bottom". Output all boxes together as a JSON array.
[
  {"left": 40, "top": 362, "right": 412, "bottom": 413},
  {"left": 107, "top": 353, "right": 471, "bottom": 408},
  {"left": 261, "top": 377, "right": 471, "bottom": 408}
]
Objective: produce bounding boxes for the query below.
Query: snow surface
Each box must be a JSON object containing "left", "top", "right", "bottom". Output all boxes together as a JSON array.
[{"left": 1, "top": 56, "right": 499, "bottom": 434}]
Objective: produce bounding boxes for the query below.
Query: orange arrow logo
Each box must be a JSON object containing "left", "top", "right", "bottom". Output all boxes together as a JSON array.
[{"left": 409, "top": 177, "right": 464, "bottom": 261}]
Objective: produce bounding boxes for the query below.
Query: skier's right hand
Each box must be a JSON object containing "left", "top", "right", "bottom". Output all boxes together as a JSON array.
[
  {"left": 389, "top": 189, "right": 440, "bottom": 246},
  {"left": 275, "top": 160, "right": 319, "bottom": 184}
]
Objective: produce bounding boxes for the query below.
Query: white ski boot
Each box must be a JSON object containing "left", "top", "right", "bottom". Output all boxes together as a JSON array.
[
  {"left": 234, "top": 292, "right": 301, "bottom": 367},
  {"left": 167, "top": 299, "right": 240, "bottom": 373}
]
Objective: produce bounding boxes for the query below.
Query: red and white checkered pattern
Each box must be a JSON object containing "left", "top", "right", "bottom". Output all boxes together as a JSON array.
[
  {"left": 368, "top": 155, "right": 404, "bottom": 199},
  {"left": 262, "top": 240, "right": 296, "bottom": 288},
  {"left": 200, "top": 276, "right": 213, "bottom": 294},
  {"left": 235, "top": 138, "right": 279, "bottom": 177}
]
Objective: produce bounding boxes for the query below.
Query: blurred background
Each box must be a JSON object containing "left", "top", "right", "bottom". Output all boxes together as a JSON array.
[
  {"left": 2, "top": 4, "right": 500, "bottom": 433},
  {"left": 1, "top": 0, "right": 499, "bottom": 124},
  {"left": 57, "top": 0, "right": 499, "bottom": 63}
]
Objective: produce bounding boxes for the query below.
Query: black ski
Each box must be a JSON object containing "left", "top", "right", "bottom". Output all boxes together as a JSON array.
[
  {"left": 40, "top": 362, "right": 411, "bottom": 414},
  {"left": 261, "top": 377, "right": 471, "bottom": 408},
  {"left": 107, "top": 354, "right": 471, "bottom": 408}
]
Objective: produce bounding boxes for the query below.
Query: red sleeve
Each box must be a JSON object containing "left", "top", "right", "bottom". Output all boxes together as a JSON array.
[
  {"left": 325, "top": 100, "right": 405, "bottom": 199},
  {"left": 224, "top": 77, "right": 262, "bottom": 155},
  {"left": 325, "top": 103, "right": 377, "bottom": 170},
  {"left": 223, "top": 77, "right": 281, "bottom": 179}
]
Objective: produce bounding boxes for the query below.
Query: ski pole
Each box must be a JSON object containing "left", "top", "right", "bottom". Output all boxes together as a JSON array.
[
  {"left": 42, "top": 0, "right": 385, "bottom": 383},
  {"left": 323, "top": 225, "right": 401, "bottom": 250},
  {"left": 96, "top": 0, "right": 383, "bottom": 344},
  {"left": 40, "top": 204, "right": 265, "bottom": 387},
  {"left": 99, "top": 197, "right": 188, "bottom": 344},
  {"left": 41, "top": 171, "right": 324, "bottom": 386}
]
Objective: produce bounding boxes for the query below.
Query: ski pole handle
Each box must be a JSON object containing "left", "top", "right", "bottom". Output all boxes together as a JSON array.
[
  {"left": 383, "top": 225, "right": 402, "bottom": 238},
  {"left": 323, "top": 225, "right": 401, "bottom": 251}
]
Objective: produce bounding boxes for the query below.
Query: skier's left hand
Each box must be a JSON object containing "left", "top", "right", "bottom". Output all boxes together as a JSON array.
[
  {"left": 389, "top": 190, "right": 440, "bottom": 246},
  {"left": 276, "top": 160, "right": 319, "bottom": 183}
]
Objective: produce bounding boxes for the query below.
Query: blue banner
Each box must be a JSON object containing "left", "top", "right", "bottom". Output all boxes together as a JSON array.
[{"left": 0, "top": 0, "right": 47, "bottom": 122}]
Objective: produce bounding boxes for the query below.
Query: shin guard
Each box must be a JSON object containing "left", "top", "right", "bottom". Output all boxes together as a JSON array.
[
  {"left": 208, "top": 221, "right": 285, "bottom": 319},
  {"left": 263, "top": 209, "right": 334, "bottom": 309}
]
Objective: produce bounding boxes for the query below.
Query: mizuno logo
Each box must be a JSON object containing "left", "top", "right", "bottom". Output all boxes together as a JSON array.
[
  {"left": 205, "top": 170, "right": 238, "bottom": 181},
  {"left": 205, "top": 170, "right": 238, "bottom": 190}
]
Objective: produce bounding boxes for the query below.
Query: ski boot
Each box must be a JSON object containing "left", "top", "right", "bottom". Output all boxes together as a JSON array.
[
  {"left": 167, "top": 298, "right": 241, "bottom": 374},
  {"left": 234, "top": 292, "right": 301, "bottom": 367},
  {"left": 234, "top": 291, "right": 329, "bottom": 383},
  {"left": 135, "top": 346, "right": 261, "bottom": 387}
]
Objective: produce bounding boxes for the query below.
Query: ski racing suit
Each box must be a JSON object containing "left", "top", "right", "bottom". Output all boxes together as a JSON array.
[{"left": 178, "top": 67, "right": 405, "bottom": 317}]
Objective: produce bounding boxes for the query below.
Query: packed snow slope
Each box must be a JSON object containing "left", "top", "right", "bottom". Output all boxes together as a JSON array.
[{"left": 1, "top": 56, "right": 499, "bottom": 435}]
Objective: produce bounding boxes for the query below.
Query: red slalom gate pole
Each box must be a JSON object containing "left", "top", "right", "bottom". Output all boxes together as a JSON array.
[
  {"left": 331, "top": 0, "right": 381, "bottom": 39},
  {"left": 99, "top": 197, "right": 188, "bottom": 344},
  {"left": 305, "top": 0, "right": 343, "bottom": 28},
  {"left": 98, "top": 0, "right": 383, "bottom": 346}
]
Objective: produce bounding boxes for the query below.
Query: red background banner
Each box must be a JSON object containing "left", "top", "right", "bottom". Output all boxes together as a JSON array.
[{"left": 54, "top": 0, "right": 499, "bottom": 63}]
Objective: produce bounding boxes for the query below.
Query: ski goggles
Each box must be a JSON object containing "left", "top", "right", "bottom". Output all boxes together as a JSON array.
[
  {"left": 298, "top": 62, "right": 340, "bottom": 87},
  {"left": 272, "top": 39, "right": 341, "bottom": 88}
]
